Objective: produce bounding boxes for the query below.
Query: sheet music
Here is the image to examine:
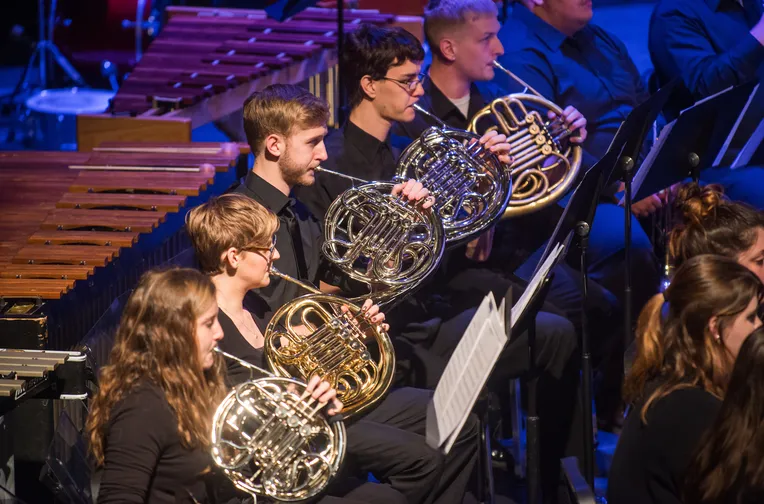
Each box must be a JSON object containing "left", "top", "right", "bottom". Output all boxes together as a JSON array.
[
  {"left": 625, "top": 118, "right": 676, "bottom": 203},
  {"left": 427, "top": 293, "right": 507, "bottom": 453},
  {"left": 512, "top": 242, "right": 564, "bottom": 326},
  {"left": 732, "top": 118, "right": 764, "bottom": 169},
  {"left": 713, "top": 83, "right": 760, "bottom": 167}
]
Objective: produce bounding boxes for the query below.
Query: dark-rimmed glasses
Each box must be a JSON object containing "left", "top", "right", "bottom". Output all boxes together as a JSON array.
[{"left": 379, "top": 72, "right": 426, "bottom": 92}]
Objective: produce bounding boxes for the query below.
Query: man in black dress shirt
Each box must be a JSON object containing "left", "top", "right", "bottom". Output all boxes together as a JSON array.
[
  {"left": 233, "top": 83, "right": 478, "bottom": 504},
  {"left": 496, "top": 0, "right": 662, "bottom": 333},
  {"left": 392, "top": 0, "right": 626, "bottom": 437},
  {"left": 296, "top": 24, "right": 586, "bottom": 503},
  {"left": 649, "top": 0, "right": 764, "bottom": 209}
]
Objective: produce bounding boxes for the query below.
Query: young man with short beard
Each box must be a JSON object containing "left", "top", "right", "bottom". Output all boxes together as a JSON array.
[{"left": 229, "top": 83, "right": 479, "bottom": 504}]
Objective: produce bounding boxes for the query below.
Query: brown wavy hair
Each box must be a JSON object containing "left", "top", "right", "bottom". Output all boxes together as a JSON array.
[
  {"left": 684, "top": 326, "right": 764, "bottom": 504},
  {"left": 87, "top": 268, "right": 227, "bottom": 465},
  {"left": 670, "top": 182, "right": 764, "bottom": 268},
  {"left": 624, "top": 254, "right": 763, "bottom": 423}
]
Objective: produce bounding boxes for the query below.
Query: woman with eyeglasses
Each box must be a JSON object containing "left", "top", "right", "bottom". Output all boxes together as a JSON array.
[
  {"left": 607, "top": 254, "right": 764, "bottom": 504},
  {"left": 185, "top": 193, "right": 470, "bottom": 504}
]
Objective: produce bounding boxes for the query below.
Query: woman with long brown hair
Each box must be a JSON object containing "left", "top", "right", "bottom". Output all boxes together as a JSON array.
[
  {"left": 684, "top": 326, "right": 764, "bottom": 504},
  {"left": 670, "top": 183, "right": 764, "bottom": 282},
  {"left": 607, "top": 254, "right": 763, "bottom": 504},
  {"left": 87, "top": 268, "right": 228, "bottom": 502}
]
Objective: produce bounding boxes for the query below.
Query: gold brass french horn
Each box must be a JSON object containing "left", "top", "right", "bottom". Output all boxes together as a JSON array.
[
  {"left": 317, "top": 173, "right": 446, "bottom": 305},
  {"left": 468, "top": 61, "right": 582, "bottom": 218},
  {"left": 264, "top": 266, "right": 396, "bottom": 418},
  {"left": 394, "top": 108, "right": 513, "bottom": 244},
  {"left": 211, "top": 348, "right": 346, "bottom": 501}
]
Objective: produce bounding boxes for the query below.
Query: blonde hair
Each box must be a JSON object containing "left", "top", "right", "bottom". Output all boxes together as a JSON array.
[
  {"left": 242, "top": 84, "right": 329, "bottom": 154},
  {"left": 185, "top": 193, "right": 279, "bottom": 275},
  {"left": 424, "top": 0, "right": 498, "bottom": 58},
  {"left": 87, "top": 268, "right": 227, "bottom": 465}
]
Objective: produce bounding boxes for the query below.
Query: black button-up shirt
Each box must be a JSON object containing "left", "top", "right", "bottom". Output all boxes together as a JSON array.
[
  {"left": 496, "top": 4, "right": 649, "bottom": 162},
  {"left": 234, "top": 171, "right": 326, "bottom": 322},
  {"left": 649, "top": 0, "right": 764, "bottom": 119}
]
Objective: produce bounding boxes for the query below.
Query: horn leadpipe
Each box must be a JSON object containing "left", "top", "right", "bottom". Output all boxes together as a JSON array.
[
  {"left": 270, "top": 266, "right": 323, "bottom": 295},
  {"left": 214, "top": 347, "right": 275, "bottom": 377},
  {"left": 492, "top": 60, "right": 545, "bottom": 99},
  {"left": 314, "top": 166, "right": 369, "bottom": 184},
  {"left": 412, "top": 103, "right": 449, "bottom": 129}
]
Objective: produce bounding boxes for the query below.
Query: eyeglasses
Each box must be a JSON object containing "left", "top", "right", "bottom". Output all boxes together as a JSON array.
[
  {"left": 244, "top": 234, "right": 277, "bottom": 256},
  {"left": 379, "top": 72, "right": 426, "bottom": 92}
]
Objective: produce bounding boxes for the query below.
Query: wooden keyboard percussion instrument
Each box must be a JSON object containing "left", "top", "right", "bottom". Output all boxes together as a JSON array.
[
  {"left": 76, "top": 6, "right": 421, "bottom": 150},
  {"left": 0, "top": 141, "right": 244, "bottom": 351}
]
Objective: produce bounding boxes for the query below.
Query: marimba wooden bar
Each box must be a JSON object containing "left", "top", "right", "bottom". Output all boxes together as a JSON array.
[
  {"left": 0, "top": 142, "right": 245, "bottom": 350},
  {"left": 76, "top": 6, "right": 422, "bottom": 151}
]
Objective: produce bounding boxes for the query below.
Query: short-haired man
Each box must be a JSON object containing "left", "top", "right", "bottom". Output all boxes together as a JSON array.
[
  {"left": 295, "top": 24, "right": 584, "bottom": 503},
  {"left": 396, "top": 0, "right": 627, "bottom": 438},
  {"left": 228, "top": 83, "right": 479, "bottom": 504}
]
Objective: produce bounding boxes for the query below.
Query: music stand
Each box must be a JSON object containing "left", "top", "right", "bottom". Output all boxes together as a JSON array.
[
  {"left": 533, "top": 146, "right": 620, "bottom": 487},
  {"left": 507, "top": 276, "right": 555, "bottom": 504},
  {"left": 633, "top": 81, "right": 760, "bottom": 200},
  {"left": 603, "top": 78, "right": 678, "bottom": 375}
]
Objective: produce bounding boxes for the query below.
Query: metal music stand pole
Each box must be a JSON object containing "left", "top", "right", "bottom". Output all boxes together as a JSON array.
[
  {"left": 337, "top": 3, "right": 346, "bottom": 124},
  {"left": 576, "top": 221, "right": 595, "bottom": 486}
]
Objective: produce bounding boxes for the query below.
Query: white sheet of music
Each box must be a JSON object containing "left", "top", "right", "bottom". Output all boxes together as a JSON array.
[
  {"left": 625, "top": 118, "right": 676, "bottom": 204},
  {"left": 731, "top": 117, "right": 764, "bottom": 169},
  {"left": 512, "top": 242, "right": 564, "bottom": 327},
  {"left": 713, "top": 83, "right": 760, "bottom": 167},
  {"left": 426, "top": 293, "right": 507, "bottom": 453}
]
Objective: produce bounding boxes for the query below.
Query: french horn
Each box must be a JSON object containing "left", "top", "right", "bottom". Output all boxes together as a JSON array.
[
  {"left": 264, "top": 266, "right": 396, "bottom": 418},
  {"left": 467, "top": 60, "right": 583, "bottom": 218},
  {"left": 393, "top": 108, "right": 513, "bottom": 245},
  {"left": 211, "top": 348, "right": 346, "bottom": 502},
  {"left": 317, "top": 174, "right": 446, "bottom": 305}
]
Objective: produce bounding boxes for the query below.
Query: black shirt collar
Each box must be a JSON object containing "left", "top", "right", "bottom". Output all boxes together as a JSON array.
[
  {"left": 423, "top": 74, "right": 489, "bottom": 125},
  {"left": 344, "top": 120, "right": 393, "bottom": 164},
  {"left": 243, "top": 170, "right": 292, "bottom": 214}
]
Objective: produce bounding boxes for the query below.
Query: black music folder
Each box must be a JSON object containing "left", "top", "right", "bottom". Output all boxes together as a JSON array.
[
  {"left": 534, "top": 146, "right": 619, "bottom": 274},
  {"left": 606, "top": 78, "right": 679, "bottom": 186},
  {"left": 632, "top": 81, "right": 759, "bottom": 201}
]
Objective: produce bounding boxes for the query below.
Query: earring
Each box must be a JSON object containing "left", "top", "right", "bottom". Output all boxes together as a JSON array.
[{"left": 714, "top": 333, "right": 721, "bottom": 342}]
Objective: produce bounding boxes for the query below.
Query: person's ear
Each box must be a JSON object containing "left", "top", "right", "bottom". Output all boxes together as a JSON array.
[
  {"left": 439, "top": 37, "right": 457, "bottom": 62},
  {"left": 222, "top": 247, "right": 240, "bottom": 270},
  {"left": 264, "top": 133, "right": 284, "bottom": 158},
  {"left": 359, "top": 75, "right": 378, "bottom": 100},
  {"left": 708, "top": 316, "right": 721, "bottom": 341}
]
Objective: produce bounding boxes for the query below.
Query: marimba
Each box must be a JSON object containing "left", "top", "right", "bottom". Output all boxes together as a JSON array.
[
  {"left": 77, "top": 6, "right": 422, "bottom": 151},
  {"left": 0, "top": 141, "right": 244, "bottom": 351}
]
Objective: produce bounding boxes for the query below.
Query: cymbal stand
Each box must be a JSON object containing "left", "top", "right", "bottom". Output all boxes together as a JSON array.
[{"left": 20, "top": 0, "right": 85, "bottom": 93}]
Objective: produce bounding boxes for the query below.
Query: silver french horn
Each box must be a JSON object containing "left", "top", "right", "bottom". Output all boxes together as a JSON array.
[
  {"left": 211, "top": 348, "right": 346, "bottom": 502},
  {"left": 317, "top": 174, "right": 446, "bottom": 305},
  {"left": 395, "top": 105, "right": 513, "bottom": 245}
]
